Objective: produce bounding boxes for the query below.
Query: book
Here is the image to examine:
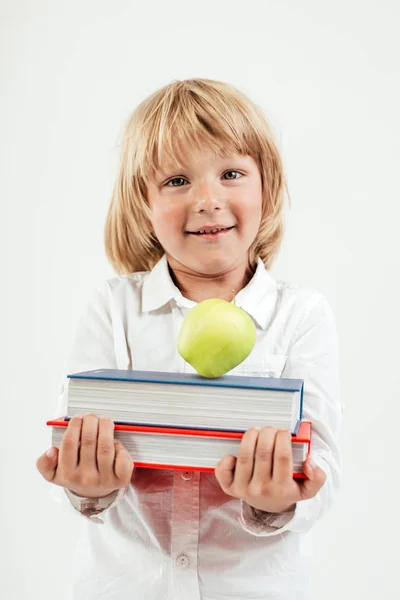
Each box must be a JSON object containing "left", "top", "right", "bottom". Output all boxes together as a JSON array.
[
  {"left": 47, "top": 419, "right": 311, "bottom": 478},
  {"left": 64, "top": 368, "right": 304, "bottom": 434}
]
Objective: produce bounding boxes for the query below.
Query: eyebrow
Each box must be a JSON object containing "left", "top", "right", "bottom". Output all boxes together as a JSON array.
[{"left": 155, "top": 153, "right": 250, "bottom": 180}]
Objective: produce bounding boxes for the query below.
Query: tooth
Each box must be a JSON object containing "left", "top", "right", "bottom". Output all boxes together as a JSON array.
[{"left": 197, "top": 227, "right": 226, "bottom": 233}]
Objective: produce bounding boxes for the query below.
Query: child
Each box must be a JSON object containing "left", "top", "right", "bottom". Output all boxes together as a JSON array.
[{"left": 37, "top": 78, "right": 341, "bottom": 600}]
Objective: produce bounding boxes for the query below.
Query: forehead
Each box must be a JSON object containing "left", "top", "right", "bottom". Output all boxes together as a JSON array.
[{"left": 155, "top": 143, "right": 244, "bottom": 174}]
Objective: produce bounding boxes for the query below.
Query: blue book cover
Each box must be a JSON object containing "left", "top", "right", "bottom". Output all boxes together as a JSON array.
[
  {"left": 67, "top": 369, "right": 304, "bottom": 433},
  {"left": 68, "top": 368, "right": 303, "bottom": 393}
]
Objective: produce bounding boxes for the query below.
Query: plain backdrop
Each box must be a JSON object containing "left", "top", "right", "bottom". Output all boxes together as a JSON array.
[{"left": 1, "top": 1, "right": 400, "bottom": 598}]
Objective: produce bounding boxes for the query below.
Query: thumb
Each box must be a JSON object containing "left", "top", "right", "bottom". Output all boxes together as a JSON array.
[
  {"left": 300, "top": 456, "right": 327, "bottom": 500},
  {"left": 114, "top": 440, "right": 134, "bottom": 484},
  {"left": 36, "top": 447, "right": 59, "bottom": 482}
]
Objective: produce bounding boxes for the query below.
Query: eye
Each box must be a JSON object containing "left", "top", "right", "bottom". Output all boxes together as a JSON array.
[
  {"left": 166, "top": 177, "right": 188, "bottom": 187},
  {"left": 223, "top": 170, "right": 243, "bottom": 180}
]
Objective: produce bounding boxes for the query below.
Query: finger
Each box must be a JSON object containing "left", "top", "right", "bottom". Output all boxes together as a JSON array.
[
  {"left": 97, "top": 417, "right": 115, "bottom": 476},
  {"left": 251, "top": 426, "right": 277, "bottom": 484},
  {"left": 272, "top": 429, "right": 293, "bottom": 484},
  {"left": 79, "top": 414, "right": 99, "bottom": 472},
  {"left": 234, "top": 427, "right": 259, "bottom": 490},
  {"left": 114, "top": 440, "right": 134, "bottom": 484},
  {"left": 58, "top": 415, "right": 83, "bottom": 468},
  {"left": 299, "top": 456, "right": 327, "bottom": 499},
  {"left": 214, "top": 455, "right": 236, "bottom": 493},
  {"left": 36, "top": 447, "right": 59, "bottom": 482}
]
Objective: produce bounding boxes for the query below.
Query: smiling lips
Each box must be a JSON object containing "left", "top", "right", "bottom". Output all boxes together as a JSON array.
[{"left": 187, "top": 225, "right": 235, "bottom": 235}]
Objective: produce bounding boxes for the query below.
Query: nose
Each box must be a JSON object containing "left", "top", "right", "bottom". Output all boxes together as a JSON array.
[{"left": 194, "top": 181, "right": 223, "bottom": 213}]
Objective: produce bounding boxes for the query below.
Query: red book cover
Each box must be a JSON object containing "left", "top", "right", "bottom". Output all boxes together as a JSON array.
[{"left": 47, "top": 419, "right": 311, "bottom": 478}]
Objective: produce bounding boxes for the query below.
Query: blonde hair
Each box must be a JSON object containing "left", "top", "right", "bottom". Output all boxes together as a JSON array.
[{"left": 104, "top": 78, "right": 290, "bottom": 274}]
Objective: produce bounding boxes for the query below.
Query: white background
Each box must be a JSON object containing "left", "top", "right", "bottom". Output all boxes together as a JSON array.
[{"left": 1, "top": 0, "right": 400, "bottom": 598}]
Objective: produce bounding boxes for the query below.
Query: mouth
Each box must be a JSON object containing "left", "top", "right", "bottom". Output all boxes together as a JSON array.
[{"left": 186, "top": 225, "right": 235, "bottom": 237}]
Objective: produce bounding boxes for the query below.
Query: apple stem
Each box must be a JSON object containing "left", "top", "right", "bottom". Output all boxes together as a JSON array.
[{"left": 232, "top": 289, "right": 236, "bottom": 305}]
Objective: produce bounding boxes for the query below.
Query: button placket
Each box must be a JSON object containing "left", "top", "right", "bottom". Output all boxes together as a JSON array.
[
  {"left": 171, "top": 304, "right": 189, "bottom": 373},
  {"left": 171, "top": 470, "right": 201, "bottom": 599}
]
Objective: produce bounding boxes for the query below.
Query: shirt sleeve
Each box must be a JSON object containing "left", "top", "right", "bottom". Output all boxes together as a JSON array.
[
  {"left": 239, "top": 293, "right": 342, "bottom": 537},
  {"left": 49, "top": 281, "right": 130, "bottom": 521}
]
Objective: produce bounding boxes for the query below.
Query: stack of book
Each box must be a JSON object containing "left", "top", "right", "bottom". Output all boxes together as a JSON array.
[{"left": 47, "top": 369, "right": 311, "bottom": 478}]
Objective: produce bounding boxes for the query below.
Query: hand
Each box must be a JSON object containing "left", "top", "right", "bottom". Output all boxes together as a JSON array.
[
  {"left": 215, "top": 426, "right": 326, "bottom": 514},
  {"left": 36, "top": 414, "right": 134, "bottom": 499}
]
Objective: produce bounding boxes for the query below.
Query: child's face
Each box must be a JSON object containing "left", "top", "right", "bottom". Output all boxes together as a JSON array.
[{"left": 147, "top": 148, "right": 263, "bottom": 275}]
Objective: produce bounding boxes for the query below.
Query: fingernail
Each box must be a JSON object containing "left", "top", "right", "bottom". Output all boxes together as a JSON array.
[
  {"left": 46, "top": 448, "right": 57, "bottom": 459},
  {"left": 253, "top": 426, "right": 261, "bottom": 431}
]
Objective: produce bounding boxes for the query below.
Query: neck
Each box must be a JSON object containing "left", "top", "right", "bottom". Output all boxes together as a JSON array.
[{"left": 167, "top": 257, "right": 255, "bottom": 303}]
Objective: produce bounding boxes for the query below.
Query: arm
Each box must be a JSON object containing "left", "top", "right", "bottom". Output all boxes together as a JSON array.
[
  {"left": 239, "top": 293, "right": 342, "bottom": 536},
  {"left": 39, "top": 282, "right": 132, "bottom": 522}
]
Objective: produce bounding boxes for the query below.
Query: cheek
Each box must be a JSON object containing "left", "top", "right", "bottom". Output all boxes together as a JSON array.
[
  {"left": 151, "top": 203, "right": 184, "bottom": 238},
  {"left": 249, "top": 183, "right": 263, "bottom": 224},
  {"left": 235, "top": 195, "right": 263, "bottom": 229}
]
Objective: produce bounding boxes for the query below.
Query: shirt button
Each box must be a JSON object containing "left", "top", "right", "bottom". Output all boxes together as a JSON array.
[
  {"left": 89, "top": 516, "right": 104, "bottom": 524},
  {"left": 176, "top": 554, "right": 189, "bottom": 568},
  {"left": 181, "top": 471, "right": 194, "bottom": 481}
]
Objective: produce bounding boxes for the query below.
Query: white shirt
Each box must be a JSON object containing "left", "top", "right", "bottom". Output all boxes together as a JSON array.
[{"left": 52, "top": 254, "right": 342, "bottom": 600}]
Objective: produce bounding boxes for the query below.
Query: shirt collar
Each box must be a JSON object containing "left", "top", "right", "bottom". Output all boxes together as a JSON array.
[{"left": 141, "top": 254, "right": 278, "bottom": 330}]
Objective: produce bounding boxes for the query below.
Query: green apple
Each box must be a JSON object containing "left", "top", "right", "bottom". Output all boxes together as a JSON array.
[{"left": 177, "top": 298, "right": 256, "bottom": 378}]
